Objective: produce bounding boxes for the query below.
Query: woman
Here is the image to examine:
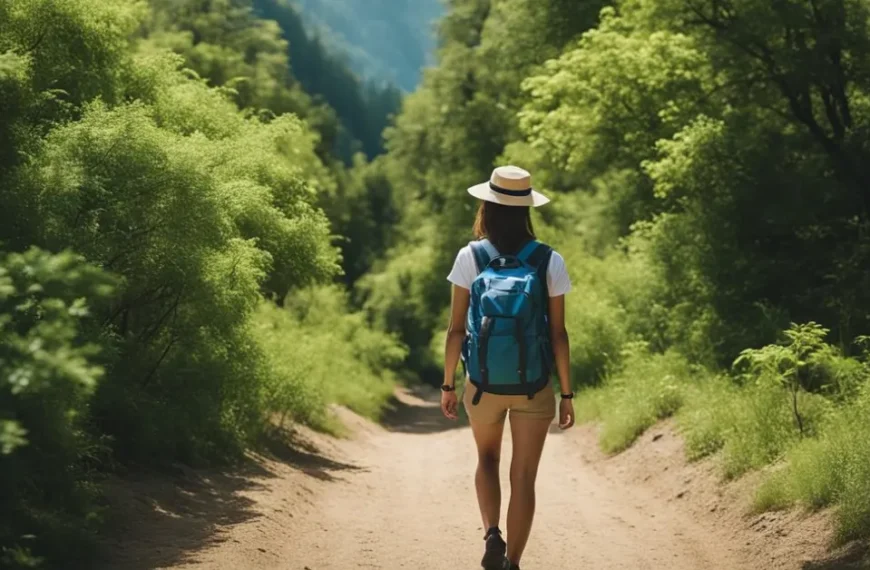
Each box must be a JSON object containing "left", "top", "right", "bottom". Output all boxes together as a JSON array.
[{"left": 440, "top": 165, "right": 575, "bottom": 570}]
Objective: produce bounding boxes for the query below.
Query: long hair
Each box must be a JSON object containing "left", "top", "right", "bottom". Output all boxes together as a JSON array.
[{"left": 472, "top": 201, "right": 536, "bottom": 255}]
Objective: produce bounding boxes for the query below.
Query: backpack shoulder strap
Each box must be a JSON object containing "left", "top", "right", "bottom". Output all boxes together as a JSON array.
[
  {"left": 519, "top": 241, "right": 552, "bottom": 269},
  {"left": 469, "top": 239, "right": 494, "bottom": 275},
  {"left": 516, "top": 240, "right": 541, "bottom": 263},
  {"left": 522, "top": 241, "right": 553, "bottom": 301}
]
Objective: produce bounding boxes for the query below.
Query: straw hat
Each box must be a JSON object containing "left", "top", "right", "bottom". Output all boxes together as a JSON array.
[{"left": 467, "top": 165, "right": 550, "bottom": 207}]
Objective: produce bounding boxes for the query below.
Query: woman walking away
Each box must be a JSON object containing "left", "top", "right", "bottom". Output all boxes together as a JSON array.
[{"left": 440, "top": 165, "right": 575, "bottom": 570}]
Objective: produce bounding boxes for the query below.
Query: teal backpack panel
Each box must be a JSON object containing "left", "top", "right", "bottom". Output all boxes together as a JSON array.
[{"left": 462, "top": 239, "right": 554, "bottom": 405}]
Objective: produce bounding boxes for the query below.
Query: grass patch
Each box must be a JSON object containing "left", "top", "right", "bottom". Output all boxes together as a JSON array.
[
  {"left": 678, "top": 380, "right": 830, "bottom": 479},
  {"left": 753, "top": 386, "right": 870, "bottom": 541},
  {"left": 576, "top": 321, "right": 870, "bottom": 542},
  {"left": 575, "top": 345, "right": 695, "bottom": 454}
]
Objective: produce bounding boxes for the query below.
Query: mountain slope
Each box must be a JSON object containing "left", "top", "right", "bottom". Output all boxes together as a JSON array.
[{"left": 293, "top": 0, "right": 443, "bottom": 91}]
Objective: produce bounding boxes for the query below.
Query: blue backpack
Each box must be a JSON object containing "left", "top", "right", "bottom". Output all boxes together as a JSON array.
[{"left": 462, "top": 239, "right": 554, "bottom": 406}]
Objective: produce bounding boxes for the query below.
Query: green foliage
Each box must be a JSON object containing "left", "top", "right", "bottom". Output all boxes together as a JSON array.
[
  {"left": 0, "top": 0, "right": 141, "bottom": 185},
  {"left": 700, "top": 382, "right": 829, "bottom": 479},
  {"left": 286, "top": 287, "right": 406, "bottom": 417},
  {"left": 575, "top": 325, "right": 838, "bottom": 476},
  {"left": 138, "top": 0, "right": 404, "bottom": 163},
  {"left": 0, "top": 248, "right": 115, "bottom": 569},
  {"left": 4, "top": 85, "right": 338, "bottom": 463},
  {"left": 358, "top": 237, "right": 444, "bottom": 379},
  {"left": 321, "top": 155, "right": 399, "bottom": 285},
  {"left": 517, "top": 7, "right": 713, "bottom": 196},
  {"left": 735, "top": 323, "right": 839, "bottom": 437},
  {"left": 575, "top": 344, "right": 695, "bottom": 453},
  {"left": 754, "top": 380, "right": 870, "bottom": 541},
  {"left": 254, "top": 286, "right": 405, "bottom": 431}
]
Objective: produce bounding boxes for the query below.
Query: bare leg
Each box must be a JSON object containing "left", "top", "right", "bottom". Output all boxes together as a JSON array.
[
  {"left": 506, "top": 416, "right": 551, "bottom": 565},
  {"left": 470, "top": 418, "right": 506, "bottom": 530}
]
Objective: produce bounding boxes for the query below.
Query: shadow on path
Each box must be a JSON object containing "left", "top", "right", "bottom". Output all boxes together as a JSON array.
[
  {"left": 262, "top": 427, "right": 364, "bottom": 482},
  {"left": 802, "top": 542, "right": 869, "bottom": 570},
  {"left": 381, "top": 384, "right": 469, "bottom": 434},
  {"left": 98, "top": 428, "right": 359, "bottom": 569},
  {"left": 97, "top": 462, "right": 269, "bottom": 570}
]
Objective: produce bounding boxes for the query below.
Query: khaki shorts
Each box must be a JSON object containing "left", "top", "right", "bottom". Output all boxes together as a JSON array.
[{"left": 462, "top": 382, "right": 556, "bottom": 424}]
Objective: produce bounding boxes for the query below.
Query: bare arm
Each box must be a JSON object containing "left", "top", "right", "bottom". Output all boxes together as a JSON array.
[
  {"left": 548, "top": 294, "right": 571, "bottom": 395},
  {"left": 443, "top": 285, "right": 470, "bottom": 388}
]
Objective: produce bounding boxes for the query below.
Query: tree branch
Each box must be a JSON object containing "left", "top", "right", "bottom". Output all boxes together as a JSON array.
[{"left": 140, "top": 336, "right": 177, "bottom": 388}]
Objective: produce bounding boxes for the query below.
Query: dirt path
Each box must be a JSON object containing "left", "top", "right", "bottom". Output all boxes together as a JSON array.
[{"left": 103, "top": 387, "right": 854, "bottom": 570}]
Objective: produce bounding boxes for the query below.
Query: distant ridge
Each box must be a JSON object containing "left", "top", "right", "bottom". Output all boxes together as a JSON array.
[{"left": 292, "top": 0, "right": 443, "bottom": 91}]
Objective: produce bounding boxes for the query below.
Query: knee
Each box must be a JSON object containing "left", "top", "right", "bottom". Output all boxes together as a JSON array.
[
  {"left": 510, "top": 466, "right": 538, "bottom": 489},
  {"left": 478, "top": 450, "right": 500, "bottom": 472}
]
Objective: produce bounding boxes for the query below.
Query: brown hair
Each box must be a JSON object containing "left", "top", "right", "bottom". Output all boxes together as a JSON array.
[{"left": 472, "top": 201, "right": 536, "bottom": 255}]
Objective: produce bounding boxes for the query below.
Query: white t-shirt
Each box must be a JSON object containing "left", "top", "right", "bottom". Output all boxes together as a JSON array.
[{"left": 446, "top": 242, "right": 572, "bottom": 296}]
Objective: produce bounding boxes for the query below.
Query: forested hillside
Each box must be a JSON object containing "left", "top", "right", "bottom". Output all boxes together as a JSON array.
[
  {"left": 250, "top": 0, "right": 404, "bottom": 159},
  {"left": 293, "top": 0, "right": 443, "bottom": 91},
  {"left": 145, "top": 0, "right": 402, "bottom": 161}
]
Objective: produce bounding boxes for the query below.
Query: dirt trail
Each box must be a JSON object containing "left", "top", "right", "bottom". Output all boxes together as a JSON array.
[{"left": 103, "top": 387, "right": 856, "bottom": 570}]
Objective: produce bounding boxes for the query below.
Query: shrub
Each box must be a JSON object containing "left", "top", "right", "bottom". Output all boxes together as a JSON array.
[
  {"left": 0, "top": 248, "right": 115, "bottom": 569},
  {"left": 260, "top": 286, "right": 407, "bottom": 429},
  {"left": 678, "top": 323, "right": 839, "bottom": 478},
  {"left": 715, "top": 383, "right": 830, "bottom": 479}
]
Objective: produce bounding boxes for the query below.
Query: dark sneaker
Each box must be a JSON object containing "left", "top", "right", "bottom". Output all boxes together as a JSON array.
[
  {"left": 481, "top": 527, "right": 506, "bottom": 570},
  {"left": 501, "top": 561, "right": 520, "bottom": 570}
]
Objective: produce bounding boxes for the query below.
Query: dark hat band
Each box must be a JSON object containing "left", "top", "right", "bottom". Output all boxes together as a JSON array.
[{"left": 489, "top": 182, "right": 532, "bottom": 197}]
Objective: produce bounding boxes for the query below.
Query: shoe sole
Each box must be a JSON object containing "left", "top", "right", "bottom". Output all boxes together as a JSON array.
[{"left": 481, "top": 550, "right": 506, "bottom": 570}]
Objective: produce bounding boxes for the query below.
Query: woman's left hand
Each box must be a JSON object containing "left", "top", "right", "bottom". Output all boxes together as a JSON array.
[
  {"left": 441, "top": 389, "right": 459, "bottom": 420},
  {"left": 559, "top": 398, "right": 575, "bottom": 430}
]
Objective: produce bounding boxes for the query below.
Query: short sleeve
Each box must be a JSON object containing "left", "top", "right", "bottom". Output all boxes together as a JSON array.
[
  {"left": 447, "top": 246, "right": 478, "bottom": 290},
  {"left": 546, "top": 251, "right": 572, "bottom": 297}
]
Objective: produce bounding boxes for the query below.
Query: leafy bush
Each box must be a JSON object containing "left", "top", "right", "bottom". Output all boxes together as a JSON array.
[
  {"left": 274, "top": 286, "right": 407, "bottom": 423},
  {"left": 358, "top": 236, "right": 444, "bottom": 380},
  {"left": 677, "top": 324, "right": 839, "bottom": 478},
  {"left": 735, "top": 323, "right": 843, "bottom": 435},
  {"left": 3, "top": 59, "right": 341, "bottom": 462},
  {"left": 0, "top": 248, "right": 115, "bottom": 569}
]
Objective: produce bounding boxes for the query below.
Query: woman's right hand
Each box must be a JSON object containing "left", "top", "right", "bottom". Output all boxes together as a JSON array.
[{"left": 441, "top": 389, "right": 459, "bottom": 420}]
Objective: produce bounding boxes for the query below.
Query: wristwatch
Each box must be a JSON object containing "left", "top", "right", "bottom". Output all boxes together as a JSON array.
[
  {"left": 441, "top": 384, "right": 456, "bottom": 392},
  {"left": 560, "top": 392, "right": 575, "bottom": 400}
]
